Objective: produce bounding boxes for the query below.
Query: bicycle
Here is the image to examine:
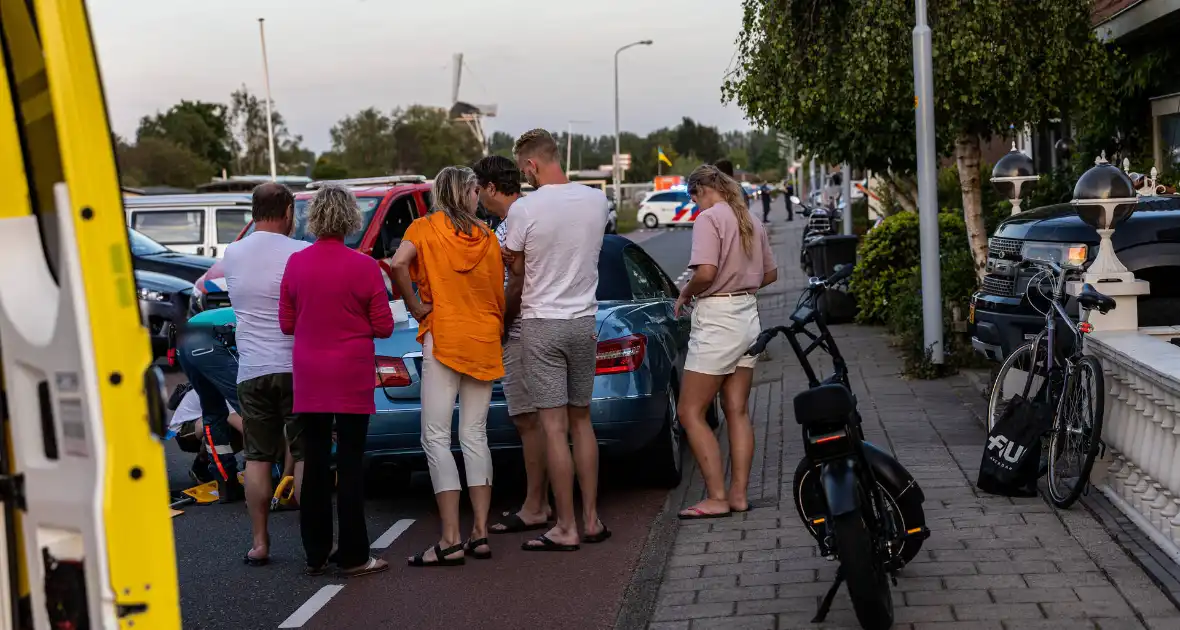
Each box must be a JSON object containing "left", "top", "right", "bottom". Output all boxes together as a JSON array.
[
  {"left": 746, "top": 264, "right": 929, "bottom": 630},
  {"left": 986, "top": 258, "right": 1115, "bottom": 509}
]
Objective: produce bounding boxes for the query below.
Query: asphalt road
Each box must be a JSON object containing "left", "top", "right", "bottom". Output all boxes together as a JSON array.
[{"left": 167, "top": 226, "right": 697, "bottom": 630}]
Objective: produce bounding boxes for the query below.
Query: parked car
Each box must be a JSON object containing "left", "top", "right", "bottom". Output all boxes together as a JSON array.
[
  {"left": 124, "top": 193, "right": 253, "bottom": 258},
  {"left": 637, "top": 189, "right": 698, "bottom": 229},
  {"left": 969, "top": 196, "right": 1180, "bottom": 362},
  {"left": 205, "top": 235, "right": 718, "bottom": 487},
  {"left": 136, "top": 269, "right": 196, "bottom": 360},
  {"left": 128, "top": 226, "right": 215, "bottom": 283}
]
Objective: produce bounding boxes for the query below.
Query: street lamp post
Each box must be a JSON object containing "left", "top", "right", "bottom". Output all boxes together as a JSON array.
[
  {"left": 912, "top": 0, "right": 943, "bottom": 365},
  {"left": 258, "top": 18, "right": 278, "bottom": 181},
  {"left": 614, "top": 40, "right": 652, "bottom": 207}
]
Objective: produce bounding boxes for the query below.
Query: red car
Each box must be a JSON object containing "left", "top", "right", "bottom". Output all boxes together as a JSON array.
[{"left": 234, "top": 176, "right": 432, "bottom": 298}]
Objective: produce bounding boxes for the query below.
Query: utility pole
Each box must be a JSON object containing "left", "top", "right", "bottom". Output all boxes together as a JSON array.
[
  {"left": 258, "top": 18, "right": 277, "bottom": 181},
  {"left": 913, "top": 0, "right": 943, "bottom": 364},
  {"left": 841, "top": 162, "right": 852, "bottom": 235}
]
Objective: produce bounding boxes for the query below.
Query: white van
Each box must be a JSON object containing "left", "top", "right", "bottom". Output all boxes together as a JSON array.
[{"left": 123, "top": 193, "right": 254, "bottom": 258}]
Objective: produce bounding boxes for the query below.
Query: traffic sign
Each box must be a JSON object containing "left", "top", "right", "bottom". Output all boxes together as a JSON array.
[{"left": 613, "top": 153, "right": 632, "bottom": 170}]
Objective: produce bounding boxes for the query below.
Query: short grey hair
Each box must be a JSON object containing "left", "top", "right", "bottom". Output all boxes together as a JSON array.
[{"left": 306, "top": 184, "right": 363, "bottom": 238}]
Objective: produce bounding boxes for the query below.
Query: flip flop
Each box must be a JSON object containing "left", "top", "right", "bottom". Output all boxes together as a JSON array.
[
  {"left": 490, "top": 513, "right": 549, "bottom": 534},
  {"left": 521, "top": 535, "right": 579, "bottom": 552},
  {"left": 305, "top": 562, "right": 329, "bottom": 577},
  {"left": 339, "top": 556, "right": 391, "bottom": 577},
  {"left": 243, "top": 553, "right": 268, "bottom": 567},
  {"left": 678, "top": 506, "right": 732, "bottom": 521},
  {"left": 583, "top": 526, "right": 612, "bottom": 544}
]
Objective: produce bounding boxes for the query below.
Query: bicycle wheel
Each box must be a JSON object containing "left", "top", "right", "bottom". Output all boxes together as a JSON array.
[
  {"left": 833, "top": 509, "right": 893, "bottom": 630},
  {"left": 988, "top": 338, "right": 1050, "bottom": 431},
  {"left": 1047, "top": 355, "right": 1105, "bottom": 509}
]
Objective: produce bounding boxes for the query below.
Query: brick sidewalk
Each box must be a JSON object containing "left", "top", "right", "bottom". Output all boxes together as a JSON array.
[{"left": 649, "top": 219, "right": 1180, "bottom": 630}]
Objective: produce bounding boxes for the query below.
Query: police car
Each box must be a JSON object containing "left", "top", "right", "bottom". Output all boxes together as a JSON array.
[{"left": 637, "top": 188, "right": 699, "bottom": 228}]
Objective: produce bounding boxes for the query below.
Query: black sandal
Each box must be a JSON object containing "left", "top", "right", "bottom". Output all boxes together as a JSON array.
[
  {"left": 490, "top": 513, "right": 549, "bottom": 534},
  {"left": 407, "top": 543, "right": 466, "bottom": 567},
  {"left": 243, "top": 553, "right": 269, "bottom": 567},
  {"left": 305, "top": 562, "right": 329, "bottom": 576},
  {"left": 463, "top": 537, "right": 492, "bottom": 560},
  {"left": 521, "top": 534, "right": 579, "bottom": 552}
]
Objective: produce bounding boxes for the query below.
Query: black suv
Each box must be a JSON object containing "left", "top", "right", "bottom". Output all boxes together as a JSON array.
[{"left": 969, "top": 196, "right": 1180, "bottom": 362}]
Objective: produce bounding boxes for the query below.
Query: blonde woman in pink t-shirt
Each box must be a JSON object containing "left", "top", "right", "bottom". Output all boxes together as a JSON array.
[{"left": 673, "top": 165, "right": 778, "bottom": 519}]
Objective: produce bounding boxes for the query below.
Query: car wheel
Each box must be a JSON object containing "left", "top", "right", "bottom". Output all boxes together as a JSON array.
[
  {"left": 705, "top": 393, "right": 723, "bottom": 430},
  {"left": 642, "top": 213, "right": 659, "bottom": 229},
  {"left": 641, "top": 387, "right": 683, "bottom": 488}
]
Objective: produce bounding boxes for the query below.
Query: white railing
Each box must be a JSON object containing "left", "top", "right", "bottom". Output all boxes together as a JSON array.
[{"left": 1087, "top": 330, "right": 1180, "bottom": 562}]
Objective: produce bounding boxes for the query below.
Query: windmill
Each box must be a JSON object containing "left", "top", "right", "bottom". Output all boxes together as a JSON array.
[{"left": 449, "top": 53, "right": 497, "bottom": 156}]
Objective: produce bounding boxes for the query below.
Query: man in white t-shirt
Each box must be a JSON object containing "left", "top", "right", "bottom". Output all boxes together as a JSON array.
[
  {"left": 222, "top": 182, "right": 310, "bottom": 566},
  {"left": 505, "top": 129, "right": 609, "bottom": 551},
  {"left": 474, "top": 155, "right": 554, "bottom": 535}
]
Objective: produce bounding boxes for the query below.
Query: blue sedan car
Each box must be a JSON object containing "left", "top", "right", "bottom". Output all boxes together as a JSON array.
[{"left": 366, "top": 235, "right": 718, "bottom": 488}]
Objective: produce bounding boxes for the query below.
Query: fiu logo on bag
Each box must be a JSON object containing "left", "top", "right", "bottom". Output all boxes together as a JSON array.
[{"left": 987, "top": 434, "right": 1025, "bottom": 468}]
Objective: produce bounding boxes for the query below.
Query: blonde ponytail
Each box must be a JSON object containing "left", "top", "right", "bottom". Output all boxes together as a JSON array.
[{"left": 688, "top": 164, "right": 755, "bottom": 256}]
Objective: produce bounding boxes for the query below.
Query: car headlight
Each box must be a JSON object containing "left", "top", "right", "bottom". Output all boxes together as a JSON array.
[
  {"left": 1020, "top": 242, "right": 1088, "bottom": 269},
  {"left": 138, "top": 287, "right": 169, "bottom": 302}
]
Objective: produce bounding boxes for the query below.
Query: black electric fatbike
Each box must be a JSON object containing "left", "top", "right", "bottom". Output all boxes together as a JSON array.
[{"left": 746, "top": 265, "right": 930, "bottom": 630}]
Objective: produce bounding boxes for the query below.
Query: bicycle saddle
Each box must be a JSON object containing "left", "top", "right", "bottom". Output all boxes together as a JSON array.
[{"left": 1078, "top": 283, "right": 1116, "bottom": 314}]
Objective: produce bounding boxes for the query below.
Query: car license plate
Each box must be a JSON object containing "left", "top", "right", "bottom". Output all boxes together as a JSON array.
[{"left": 968, "top": 304, "right": 975, "bottom": 324}]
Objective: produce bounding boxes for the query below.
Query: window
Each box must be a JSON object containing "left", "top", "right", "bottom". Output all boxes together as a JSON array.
[
  {"left": 623, "top": 247, "right": 676, "bottom": 300},
  {"left": 132, "top": 210, "right": 205, "bottom": 245},
  {"left": 420, "top": 190, "right": 433, "bottom": 210},
  {"left": 373, "top": 195, "right": 417, "bottom": 260},
  {"left": 127, "top": 229, "right": 169, "bottom": 257},
  {"left": 677, "top": 191, "right": 692, "bottom": 203},
  {"left": 216, "top": 209, "right": 251, "bottom": 244},
  {"left": 649, "top": 192, "right": 676, "bottom": 203},
  {"left": 290, "top": 196, "right": 381, "bottom": 248},
  {"left": 3, "top": 5, "right": 66, "bottom": 281}
]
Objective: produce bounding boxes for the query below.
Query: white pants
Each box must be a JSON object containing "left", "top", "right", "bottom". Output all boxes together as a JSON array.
[{"left": 420, "top": 333, "right": 494, "bottom": 493}]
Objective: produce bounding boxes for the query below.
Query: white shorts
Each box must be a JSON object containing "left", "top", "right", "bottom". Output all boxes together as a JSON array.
[{"left": 685, "top": 294, "right": 761, "bottom": 376}]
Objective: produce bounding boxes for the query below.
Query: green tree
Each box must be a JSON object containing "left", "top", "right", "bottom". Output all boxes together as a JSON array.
[
  {"left": 136, "top": 100, "right": 233, "bottom": 173},
  {"left": 228, "top": 86, "right": 311, "bottom": 177},
  {"left": 391, "top": 105, "right": 483, "bottom": 176},
  {"left": 116, "top": 136, "right": 216, "bottom": 189},
  {"left": 310, "top": 153, "right": 350, "bottom": 180},
  {"left": 329, "top": 107, "right": 396, "bottom": 177},
  {"left": 726, "top": 0, "right": 1109, "bottom": 277}
]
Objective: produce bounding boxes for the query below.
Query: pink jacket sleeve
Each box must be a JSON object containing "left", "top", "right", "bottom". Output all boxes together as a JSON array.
[
  {"left": 279, "top": 260, "right": 297, "bottom": 336},
  {"left": 366, "top": 261, "right": 395, "bottom": 339}
]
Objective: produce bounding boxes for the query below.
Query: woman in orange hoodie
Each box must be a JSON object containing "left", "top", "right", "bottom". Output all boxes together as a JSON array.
[{"left": 391, "top": 166, "right": 505, "bottom": 566}]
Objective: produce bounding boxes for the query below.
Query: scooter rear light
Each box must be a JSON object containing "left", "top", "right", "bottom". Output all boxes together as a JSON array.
[
  {"left": 375, "top": 356, "right": 412, "bottom": 387},
  {"left": 595, "top": 334, "right": 646, "bottom": 375}
]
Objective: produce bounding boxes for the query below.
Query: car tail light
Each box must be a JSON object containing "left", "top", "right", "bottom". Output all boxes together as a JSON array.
[
  {"left": 375, "top": 356, "right": 412, "bottom": 387},
  {"left": 595, "top": 334, "right": 646, "bottom": 375}
]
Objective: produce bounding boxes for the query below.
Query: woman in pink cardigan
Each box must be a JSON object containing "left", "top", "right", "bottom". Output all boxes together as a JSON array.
[{"left": 280, "top": 184, "right": 395, "bottom": 578}]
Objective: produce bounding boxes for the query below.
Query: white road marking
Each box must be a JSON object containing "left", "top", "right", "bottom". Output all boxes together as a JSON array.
[
  {"left": 278, "top": 585, "right": 345, "bottom": 628},
  {"left": 370, "top": 519, "right": 415, "bottom": 549}
]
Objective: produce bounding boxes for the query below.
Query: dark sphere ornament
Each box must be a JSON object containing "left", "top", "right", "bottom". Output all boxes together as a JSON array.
[
  {"left": 993, "top": 146, "right": 1035, "bottom": 179},
  {"left": 1054, "top": 138, "right": 1074, "bottom": 161},
  {"left": 1071, "top": 152, "right": 1137, "bottom": 230}
]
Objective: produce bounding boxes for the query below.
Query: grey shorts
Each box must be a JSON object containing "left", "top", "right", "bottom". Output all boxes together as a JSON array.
[
  {"left": 521, "top": 316, "right": 597, "bottom": 409},
  {"left": 502, "top": 337, "right": 537, "bottom": 417}
]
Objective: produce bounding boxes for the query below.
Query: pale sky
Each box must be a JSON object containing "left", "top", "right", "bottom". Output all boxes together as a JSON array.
[{"left": 88, "top": 0, "right": 753, "bottom": 153}]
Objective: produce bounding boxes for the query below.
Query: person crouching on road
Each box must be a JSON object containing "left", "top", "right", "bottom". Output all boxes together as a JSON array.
[
  {"left": 279, "top": 184, "right": 395, "bottom": 578},
  {"left": 674, "top": 164, "right": 778, "bottom": 520},
  {"left": 391, "top": 166, "right": 505, "bottom": 566},
  {"left": 474, "top": 155, "right": 553, "bottom": 535},
  {"left": 176, "top": 305, "right": 246, "bottom": 502}
]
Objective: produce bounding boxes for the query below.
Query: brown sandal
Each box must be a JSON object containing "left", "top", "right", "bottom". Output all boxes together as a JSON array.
[{"left": 337, "top": 557, "right": 389, "bottom": 577}]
